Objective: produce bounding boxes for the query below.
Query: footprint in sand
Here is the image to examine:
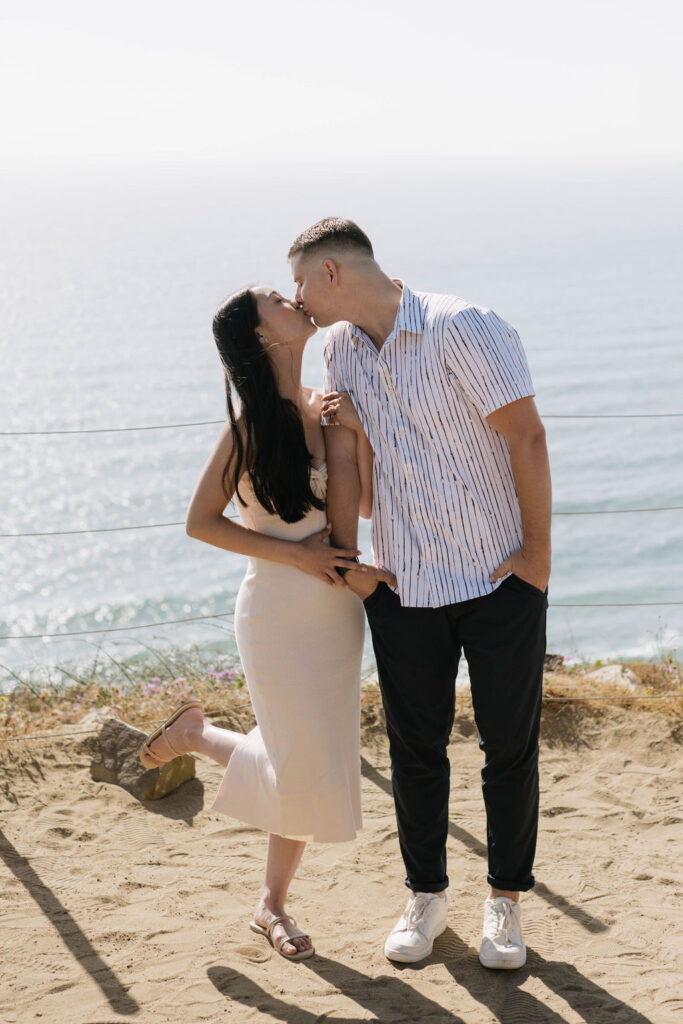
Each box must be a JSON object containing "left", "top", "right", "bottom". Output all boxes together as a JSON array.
[
  {"left": 115, "top": 818, "right": 165, "bottom": 850},
  {"left": 45, "top": 825, "right": 75, "bottom": 838},
  {"left": 522, "top": 915, "right": 555, "bottom": 955},
  {"left": 233, "top": 943, "right": 271, "bottom": 963},
  {"left": 47, "top": 982, "right": 75, "bottom": 995},
  {"left": 35, "top": 809, "right": 75, "bottom": 833}
]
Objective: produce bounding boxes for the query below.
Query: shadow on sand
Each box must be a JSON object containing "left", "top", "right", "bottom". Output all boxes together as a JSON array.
[
  {"left": 209, "top": 940, "right": 655, "bottom": 1024},
  {"left": 0, "top": 829, "right": 139, "bottom": 1015}
]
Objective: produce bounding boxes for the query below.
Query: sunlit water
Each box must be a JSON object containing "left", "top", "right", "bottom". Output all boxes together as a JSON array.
[{"left": 1, "top": 158, "right": 681, "bottom": 691}]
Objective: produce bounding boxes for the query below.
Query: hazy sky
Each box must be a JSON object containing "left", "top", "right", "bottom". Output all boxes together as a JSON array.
[{"left": 1, "top": 0, "right": 681, "bottom": 163}]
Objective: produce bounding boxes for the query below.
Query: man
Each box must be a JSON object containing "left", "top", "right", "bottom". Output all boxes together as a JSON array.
[{"left": 289, "top": 218, "right": 551, "bottom": 969}]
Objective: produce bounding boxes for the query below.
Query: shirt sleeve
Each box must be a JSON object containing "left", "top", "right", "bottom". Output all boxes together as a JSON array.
[
  {"left": 443, "top": 306, "right": 535, "bottom": 417},
  {"left": 322, "top": 328, "right": 346, "bottom": 394}
]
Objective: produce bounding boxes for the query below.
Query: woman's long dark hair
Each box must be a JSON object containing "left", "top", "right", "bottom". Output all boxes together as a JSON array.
[{"left": 212, "top": 288, "right": 325, "bottom": 523}]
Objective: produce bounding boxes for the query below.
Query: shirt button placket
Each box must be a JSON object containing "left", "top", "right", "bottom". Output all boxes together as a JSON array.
[{"left": 380, "top": 363, "right": 395, "bottom": 395}]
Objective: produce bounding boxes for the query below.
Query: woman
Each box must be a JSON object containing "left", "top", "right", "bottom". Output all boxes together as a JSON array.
[{"left": 139, "top": 286, "right": 392, "bottom": 960}]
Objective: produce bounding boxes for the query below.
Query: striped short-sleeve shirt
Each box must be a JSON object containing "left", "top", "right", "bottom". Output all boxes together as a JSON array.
[{"left": 323, "top": 281, "right": 536, "bottom": 608}]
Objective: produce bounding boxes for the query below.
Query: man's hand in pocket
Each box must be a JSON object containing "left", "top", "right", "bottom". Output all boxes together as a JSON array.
[{"left": 345, "top": 563, "right": 397, "bottom": 600}]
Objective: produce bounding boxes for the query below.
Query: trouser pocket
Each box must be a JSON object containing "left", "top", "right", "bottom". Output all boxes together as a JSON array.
[
  {"left": 362, "top": 581, "right": 385, "bottom": 611},
  {"left": 507, "top": 573, "right": 547, "bottom": 599}
]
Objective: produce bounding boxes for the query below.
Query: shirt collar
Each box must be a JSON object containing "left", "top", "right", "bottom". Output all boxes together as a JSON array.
[{"left": 349, "top": 280, "right": 425, "bottom": 348}]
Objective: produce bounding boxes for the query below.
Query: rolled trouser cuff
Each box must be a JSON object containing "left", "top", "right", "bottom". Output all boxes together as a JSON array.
[
  {"left": 487, "top": 871, "right": 535, "bottom": 892},
  {"left": 404, "top": 875, "right": 449, "bottom": 893}
]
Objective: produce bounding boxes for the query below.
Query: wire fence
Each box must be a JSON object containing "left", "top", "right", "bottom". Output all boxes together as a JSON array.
[
  {"left": 2, "top": 503, "right": 683, "bottom": 539},
  {"left": 1, "top": 599, "right": 683, "bottom": 644},
  {"left": 2, "top": 407, "right": 681, "bottom": 645},
  {"left": 3, "top": 410, "right": 683, "bottom": 436}
]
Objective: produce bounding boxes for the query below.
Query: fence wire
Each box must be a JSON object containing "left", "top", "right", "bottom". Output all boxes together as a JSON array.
[
  {"left": 3, "top": 410, "right": 683, "bottom": 436},
  {"left": 4, "top": 503, "right": 683, "bottom": 539},
  {"left": 2, "top": 406, "right": 680, "bottom": 644}
]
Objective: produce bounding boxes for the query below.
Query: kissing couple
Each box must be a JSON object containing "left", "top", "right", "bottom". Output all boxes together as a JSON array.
[{"left": 140, "top": 217, "right": 552, "bottom": 969}]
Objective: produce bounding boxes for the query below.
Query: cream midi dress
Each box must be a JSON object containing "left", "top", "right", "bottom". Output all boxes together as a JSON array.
[{"left": 210, "top": 460, "right": 366, "bottom": 843}]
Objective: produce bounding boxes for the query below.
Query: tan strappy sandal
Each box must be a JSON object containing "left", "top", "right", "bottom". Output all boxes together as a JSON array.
[
  {"left": 139, "top": 700, "right": 203, "bottom": 769},
  {"left": 249, "top": 914, "right": 315, "bottom": 961}
]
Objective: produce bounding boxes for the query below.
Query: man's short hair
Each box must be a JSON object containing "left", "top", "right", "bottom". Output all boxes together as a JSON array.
[{"left": 288, "top": 218, "right": 374, "bottom": 261}]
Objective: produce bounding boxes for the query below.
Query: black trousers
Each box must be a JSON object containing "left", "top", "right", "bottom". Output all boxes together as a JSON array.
[{"left": 363, "top": 573, "right": 547, "bottom": 893}]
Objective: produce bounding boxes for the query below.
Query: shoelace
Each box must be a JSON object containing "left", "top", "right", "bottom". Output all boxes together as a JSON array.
[
  {"left": 402, "top": 894, "right": 431, "bottom": 934},
  {"left": 488, "top": 900, "right": 513, "bottom": 942}
]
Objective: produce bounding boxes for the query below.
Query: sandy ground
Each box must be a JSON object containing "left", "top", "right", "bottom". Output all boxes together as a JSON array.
[{"left": 1, "top": 693, "right": 681, "bottom": 1024}]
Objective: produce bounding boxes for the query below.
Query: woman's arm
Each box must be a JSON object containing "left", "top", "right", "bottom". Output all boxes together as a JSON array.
[
  {"left": 323, "top": 414, "right": 396, "bottom": 599},
  {"left": 355, "top": 430, "right": 374, "bottom": 519},
  {"left": 321, "top": 391, "right": 373, "bottom": 518},
  {"left": 185, "top": 419, "right": 361, "bottom": 586}
]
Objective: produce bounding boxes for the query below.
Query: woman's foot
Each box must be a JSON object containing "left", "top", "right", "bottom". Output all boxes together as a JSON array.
[
  {"left": 251, "top": 899, "right": 313, "bottom": 957},
  {"left": 140, "top": 703, "right": 204, "bottom": 767}
]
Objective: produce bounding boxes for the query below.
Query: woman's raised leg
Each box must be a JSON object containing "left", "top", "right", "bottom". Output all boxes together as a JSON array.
[{"left": 144, "top": 705, "right": 243, "bottom": 768}]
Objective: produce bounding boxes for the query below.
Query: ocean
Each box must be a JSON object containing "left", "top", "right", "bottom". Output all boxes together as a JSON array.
[{"left": 1, "top": 157, "right": 682, "bottom": 691}]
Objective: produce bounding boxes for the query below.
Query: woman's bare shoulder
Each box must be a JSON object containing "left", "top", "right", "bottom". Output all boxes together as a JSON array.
[
  {"left": 209, "top": 414, "right": 251, "bottom": 478},
  {"left": 215, "top": 412, "right": 247, "bottom": 445}
]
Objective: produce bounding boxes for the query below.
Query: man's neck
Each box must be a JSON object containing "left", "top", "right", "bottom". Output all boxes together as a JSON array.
[{"left": 347, "top": 272, "right": 403, "bottom": 351}]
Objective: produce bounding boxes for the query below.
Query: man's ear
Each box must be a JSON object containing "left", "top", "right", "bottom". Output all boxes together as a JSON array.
[{"left": 322, "top": 257, "right": 339, "bottom": 286}]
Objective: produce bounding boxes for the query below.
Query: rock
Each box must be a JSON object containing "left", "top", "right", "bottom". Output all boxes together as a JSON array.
[
  {"left": 584, "top": 665, "right": 642, "bottom": 692},
  {"left": 79, "top": 705, "right": 114, "bottom": 729},
  {"left": 90, "top": 717, "right": 195, "bottom": 800},
  {"left": 544, "top": 653, "right": 564, "bottom": 672}
]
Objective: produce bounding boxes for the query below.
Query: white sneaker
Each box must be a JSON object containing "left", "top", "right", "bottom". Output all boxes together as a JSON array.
[
  {"left": 479, "top": 896, "right": 526, "bottom": 969},
  {"left": 384, "top": 891, "right": 448, "bottom": 963}
]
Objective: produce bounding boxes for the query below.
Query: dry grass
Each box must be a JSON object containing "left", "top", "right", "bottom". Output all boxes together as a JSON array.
[
  {"left": 541, "top": 653, "right": 682, "bottom": 720},
  {"left": 0, "top": 645, "right": 249, "bottom": 740},
  {"left": 1, "top": 645, "right": 681, "bottom": 742}
]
